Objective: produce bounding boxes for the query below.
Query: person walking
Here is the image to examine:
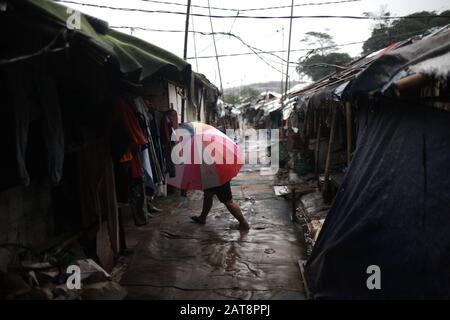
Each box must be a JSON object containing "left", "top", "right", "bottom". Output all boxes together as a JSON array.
[{"left": 191, "top": 180, "right": 249, "bottom": 230}]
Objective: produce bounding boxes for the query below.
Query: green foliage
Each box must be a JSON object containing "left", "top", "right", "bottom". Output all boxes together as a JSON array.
[
  {"left": 240, "top": 87, "right": 260, "bottom": 102},
  {"left": 224, "top": 87, "right": 260, "bottom": 105},
  {"left": 301, "top": 31, "right": 336, "bottom": 55},
  {"left": 362, "top": 10, "right": 450, "bottom": 55},
  {"left": 296, "top": 52, "right": 353, "bottom": 81},
  {"left": 223, "top": 94, "right": 240, "bottom": 105}
]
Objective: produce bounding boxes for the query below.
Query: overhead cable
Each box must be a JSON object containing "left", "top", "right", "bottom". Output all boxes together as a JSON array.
[
  {"left": 55, "top": 1, "right": 450, "bottom": 20},
  {"left": 112, "top": 27, "right": 431, "bottom": 65},
  {"left": 135, "top": 0, "right": 363, "bottom": 12}
]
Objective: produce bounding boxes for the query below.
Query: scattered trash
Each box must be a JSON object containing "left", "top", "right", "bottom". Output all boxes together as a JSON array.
[
  {"left": 273, "top": 186, "right": 289, "bottom": 196},
  {"left": 244, "top": 196, "right": 256, "bottom": 204},
  {"left": 264, "top": 248, "right": 275, "bottom": 254},
  {"left": 81, "top": 281, "right": 127, "bottom": 300},
  {"left": 0, "top": 241, "right": 127, "bottom": 300}
]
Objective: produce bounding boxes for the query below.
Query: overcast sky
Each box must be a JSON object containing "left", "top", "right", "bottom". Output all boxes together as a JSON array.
[{"left": 61, "top": 0, "right": 449, "bottom": 90}]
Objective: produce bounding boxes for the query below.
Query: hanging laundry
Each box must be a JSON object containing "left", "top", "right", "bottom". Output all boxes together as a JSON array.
[
  {"left": 144, "top": 106, "right": 165, "bottom": 176},
  {"left": 140, "top": 146, "right": 155, "bottom": 194},
  {"left": 110, "top": 96, "right": 147, "bottom": 164},
  {"left": 133, "top": 97, "right": 162, "bottom": 184},
  {"left": 162, "top": 110, "right": 178, "bottom": 178}
]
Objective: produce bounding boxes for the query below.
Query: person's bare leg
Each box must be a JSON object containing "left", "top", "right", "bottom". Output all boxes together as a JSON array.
[
  {"left": 191, "top": 192, "right": 213, "bottom": 224},
  {"left": 224, "top": 200, "right": 249, "bottom": 230}
]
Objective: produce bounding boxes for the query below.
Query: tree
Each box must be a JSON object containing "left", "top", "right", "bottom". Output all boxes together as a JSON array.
[
  {"left": 301, "top": 31, "right": 336, "bottom": 56},
  {"left": 240, "top": 87, "right": 260, "bottom": 102},
  {"left": 296, "top": 31, "right": 352, "bottom": 81},
  {"left": 223, "top": 93, "right": 240, "bottom": 105},
  {"left": 362, "top": 9, "right": 450, "bottom": 55},
  {"left": 363, "top": 4, "right": 392, "bottom": 31},
  {"left": 224, "top": 87, "right": 260, "bottom": 104},
  {"left": 296, "top": 52, "right": 353, "bottom": 81}
]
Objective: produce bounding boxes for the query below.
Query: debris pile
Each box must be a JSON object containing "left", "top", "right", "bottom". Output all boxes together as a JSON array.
[{"left": 0, "top": 241, "right": 127, "bottom": 300}]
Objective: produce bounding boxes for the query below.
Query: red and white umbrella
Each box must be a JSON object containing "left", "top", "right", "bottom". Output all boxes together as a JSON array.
[{"left": 167, "top": 122, "right": 244, "bottom": 190}]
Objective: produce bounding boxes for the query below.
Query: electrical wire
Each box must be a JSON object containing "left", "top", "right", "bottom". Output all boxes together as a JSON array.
[
  {"left": 112, "top": 26, "right": 289, "bottom": 65},
  {"left": 185, "top": 10, "right": 239, "bottom": 55},
  {"left": 111, "top": 26, "right": 436, "bottom": 64},
  {"left": 55, "top": 1, "right": 450, "bottom": 20},
  {"left": 135, "top": 0, "right": 363, "bottom": 12},
  {"left": 115, "top": 24, "right": 288, "bottom": 72}
]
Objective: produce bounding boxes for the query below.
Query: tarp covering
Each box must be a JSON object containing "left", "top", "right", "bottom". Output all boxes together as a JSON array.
[
  {"left": 193, "top": 72, "right": 220, "bottom": 105},
  {"left": 409, "top": 51, "right": 450, "bottom": 78},
  {"left": 22, "top": 0, "right": 191, "bottom": 83},
  {"left": 104, "top": 29, "right": 191, "bottom": 83},
  {"left": 344, "top": 27, "right": 450, "bottom": 98},
  {"left": 306, "top": 82, "right": 342, "bottom": 109},
  {"left": 194, "top": 72, "right": 220, "bottom": 96},
  {"left": 304, "top": 100, "right": 450, "bottom": 299}
]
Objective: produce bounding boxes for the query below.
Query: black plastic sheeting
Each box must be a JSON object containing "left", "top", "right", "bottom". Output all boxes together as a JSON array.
[{"left": 304, "top": 99, "right": 450, "bottom": 299}]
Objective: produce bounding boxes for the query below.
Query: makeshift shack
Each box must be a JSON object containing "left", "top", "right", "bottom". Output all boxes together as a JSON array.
[
  {"left": 0, "top": 0, "right": 218, "bottom": 300},
  {"left": 304, "top": 25, "right": 450, "bottom": 299}
]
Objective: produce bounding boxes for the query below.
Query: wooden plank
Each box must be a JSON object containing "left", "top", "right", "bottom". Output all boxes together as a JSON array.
[
  {"left": 394, "top": 73, "right": 429, "bottom": 96},
  {"left": 314, "top": 112, "right": 322, "bottom": 178},
  {"left": 292, "top": 188, "right": 297, "bottom": 223},
  {"left": 322, "top": 107, "right": 337, "bottom": 196},
  {"left": 298, "top": 259, "right": 312, "bottom": 299},
  {"left": 105, "top": 157, "right": 120, "bottom": 254}
]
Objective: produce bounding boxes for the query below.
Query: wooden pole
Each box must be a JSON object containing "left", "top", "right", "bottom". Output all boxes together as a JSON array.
[
  {"left": 207, "top": 0, "right": 223, "bottom": 94},
  {"left": 345, "top": 102, "right": 352, "bottom": 165},
  {"left": 181, "top": 0, "right": 192, "bottom": 123},
  {"left": 323, "top": 107, "right": 337, "bottom": 196},
  {"left": 314, "top": 111, "right": 321, "bottom": 179},
  {"left": 183, "top": 0, "right": 192, "bottom": 60},
  {"left": 394, "top": 73, "right": 429, "bottom": 96},
  {"left": 283, "top": 0, "right": 295, "bottom": 99},
  {"left": 292, "top": 188, "right": 297, "bottom": 223}
]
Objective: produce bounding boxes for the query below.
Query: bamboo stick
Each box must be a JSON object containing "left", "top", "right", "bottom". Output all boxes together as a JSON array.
[
  {"left": 323, "top": 107, "right": 337, "bottom": 196},
  {"left": 314, "top": 112, "right": 321, "bottom": 179},
  {"left": 394, "top": 73, "right": 429, "bottom": 96}
]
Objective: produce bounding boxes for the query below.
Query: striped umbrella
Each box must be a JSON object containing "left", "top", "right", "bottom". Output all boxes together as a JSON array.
[{"left": 167, "top": 122, "right": 244, "bottom": 190}]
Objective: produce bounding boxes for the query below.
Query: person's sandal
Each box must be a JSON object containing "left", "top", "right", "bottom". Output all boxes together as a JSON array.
[{"left": 191, "top": 216, "right": 206, "bottom": 224}]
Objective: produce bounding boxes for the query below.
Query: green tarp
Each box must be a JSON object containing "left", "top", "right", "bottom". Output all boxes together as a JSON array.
[
  {"left": 25, "top": 0, "right": 191, "bottom": 83},
  {"left": 10, "top": 0, "right": 221, "bottom": 119}
]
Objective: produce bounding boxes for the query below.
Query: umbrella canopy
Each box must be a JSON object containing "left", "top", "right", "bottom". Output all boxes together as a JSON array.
[{"left": 167, "top": 122, "right": 244, "bottom": 190}]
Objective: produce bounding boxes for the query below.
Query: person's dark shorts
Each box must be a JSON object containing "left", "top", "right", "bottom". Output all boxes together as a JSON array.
[{"left": 204, "top": 181, "right": 232, "bottom": 203}]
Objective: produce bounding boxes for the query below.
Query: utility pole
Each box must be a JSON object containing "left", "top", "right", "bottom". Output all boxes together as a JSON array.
[
  {"left": 181, "top": 0, "right": 192, "bottom": 123},
  {"left": 180, "top": 0, "right": 191, "bottom": 197},
  {"left": 183, "top": 0, "right": 191, "bottom": 60},
  {"left": 284, "top": 0, "right": 294, "bottom": 102},
  {"left": 279, "top": 26, "right": 285, "bottom": 95},
  {"left": 207, "top": 0, "right": 223, "bottom": 94}
]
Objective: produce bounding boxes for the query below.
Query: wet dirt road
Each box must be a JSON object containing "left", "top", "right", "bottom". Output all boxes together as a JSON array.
[{"left": 120, "top": 141, "right": 307, "bottom": 299}]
